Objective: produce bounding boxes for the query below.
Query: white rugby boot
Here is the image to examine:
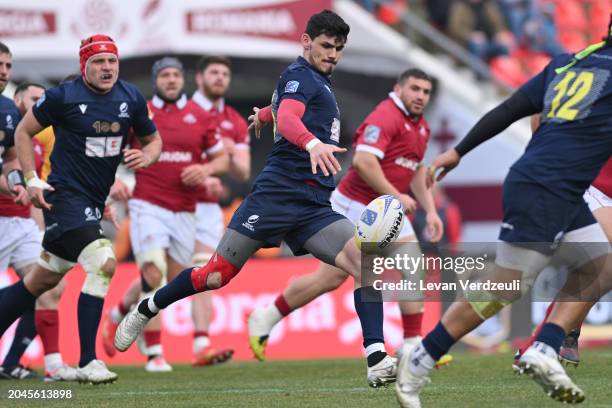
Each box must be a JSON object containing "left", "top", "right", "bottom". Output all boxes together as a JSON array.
[
  {"left": 518, "top": 343, "right": 585, "bottom": 404},
  {"left": 395, "top": 342, "right": 430, "bottom": 408},
  {"left": 76, "top": 360, "right": 118, "bottom": 384},
  {"left": 115, "top": 303, "right": 151, "bottom": 352},
  {"left": 367, "top": 354, "right": 397, "bottom": 388},
  {"left": 44, "top": 364, "right": 79, "bottom": 382},
  {"left": 247, "top": 306, "right": 282, "bottom": 361},
  {"left": 145, "top": 355, "right": 173, "bottom": 373}
]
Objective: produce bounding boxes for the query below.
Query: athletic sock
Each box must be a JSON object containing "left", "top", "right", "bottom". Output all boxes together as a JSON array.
[
  {"left": 144, "top": 330, "right": 162, "bottom": 358},
  {"left": 36, "top": 310, "right": 60, "bottom": 356},
  {"left": 402, "top": 312, "right": 423, "bottom": 339},
  {"left": 353, "top": 287, "right": 385, "bottom": 364},
  {"left": 193, "top": 331, "right": 210, "bottom": 354},
  {"left": 365, "top": 343, "right": 387, "bottom": 367},
  {"left": 2, "top": 308, "right": 36, "bottom": 367},
  {"left": 422, "top": 322, "right": 456, "bottom": 362},
  {"left": 534, "top": 323, "right": 566, "bottom": 355},
  {"left": 44, "top": 352, "right": 63, "bottom": 373},
  {"left": 77, "top": 293, "right": 104, "bottom": 367},
  {"left": 0, "top": 281, "right": 36, "bottom": 335},
  {"left": 152, "top": 267, "right": 197, "bottom": 309},
  {"left": 274, "top": 295, "right": 292, "bottom": 317}
]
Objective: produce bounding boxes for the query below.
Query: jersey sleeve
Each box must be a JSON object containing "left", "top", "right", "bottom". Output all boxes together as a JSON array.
[
  {"left": 231, "top": 112, "right": 250, "bottom": 150},
  {"left": 278, "top": 69, "right": 319, "bottom": 105},
  {"left": 354, "top": 111, "right": 394, "bottom": 159},
  {"left": 131, "top": 91, "right": 157, "bottom": 137},
  {"left": 31, "top": 87, "right": 64, "bottom": 127},
  {"left": 518, "top": 53, "right": 573, "bottom": 111}
]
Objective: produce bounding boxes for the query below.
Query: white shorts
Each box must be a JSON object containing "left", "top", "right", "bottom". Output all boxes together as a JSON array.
[
  {"left": 330, "top": 189, "right": 416, "bottom": 239},
  {"left": 583, "top": 185, "right": 612, "bottom": 212},
  {"left": 128, "top": 199, "right": 195, "bottom": 267},
  {"left": 195, "top": 202, "right": 225, "bottom": 249},
  {"left": 0, "top": 217, "right": 41, "bottom": 272}
]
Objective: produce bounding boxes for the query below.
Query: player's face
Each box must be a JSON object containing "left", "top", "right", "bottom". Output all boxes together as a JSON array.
[
  {"left": 86, "top": 54, "right": 119, "bottom": 93},
  {"left": 303, "top": 33, "right": 344, "bottom": 75},
  {"left": 395, "top": 77, "right": 432, "bottom": 116},
  {"left": 0, "top": 52, "right": 13, "bottom": 94},
  {"left": 197, "top": 63, "right": 230, "bottom": 100},
  {"left": 14, "top": 86, "right": 44, "bottom": 116},
  {"left": 156, "top": 67, "right": 184, "bottom": 101}
]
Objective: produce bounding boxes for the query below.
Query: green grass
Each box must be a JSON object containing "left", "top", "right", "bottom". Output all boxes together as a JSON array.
[{"left": 0, "top": 350, "right": 610, "bottom": 407}]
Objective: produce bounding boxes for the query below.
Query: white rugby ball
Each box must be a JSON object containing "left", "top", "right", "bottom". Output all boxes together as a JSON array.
[{"left": 355, "top": 195, "right": 405, "bottom": 253}]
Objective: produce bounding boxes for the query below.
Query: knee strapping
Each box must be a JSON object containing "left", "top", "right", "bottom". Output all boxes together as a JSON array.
[
  {"left": 190, "top": 252, "right": 240, "bottom": 291},
  {"left": 38, "top": 250, "right": 75, "bottom": 275},
  {"left": 468, "top": 290, "right": 513, "bottom": 319},
  {"left": 135, "top": 249, "right": 167, "bottom": 290},
  {"left": 77, "top": 239, "right": 116, "bottom": 297}
]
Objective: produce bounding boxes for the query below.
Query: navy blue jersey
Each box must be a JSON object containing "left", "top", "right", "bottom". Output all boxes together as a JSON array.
[
  {"left": 266, "top": 56, "right": 341, "bottom": 189},
  {"left": 0, "top": 95, "right": 20, "bottom": 161},
  {"left": 32, "top": 77, "right": 156, "bottom": 205},
  {"left": 512, "top": 48, "right": 612, "bottom": 200}
]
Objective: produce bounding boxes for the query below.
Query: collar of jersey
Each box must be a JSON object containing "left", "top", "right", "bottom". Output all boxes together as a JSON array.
[
  {"left": 192, "top": 90, "right": 225, "bottom": 113},
  {"left": 388, "top": 92, "right": 411, "bottom": 117},
  {"left": 151, "top": 94, "right": 187, "bottom": 110}
]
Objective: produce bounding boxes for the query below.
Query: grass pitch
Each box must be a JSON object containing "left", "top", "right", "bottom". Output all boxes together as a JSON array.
[{"left": 0, "top": 350, "right": 610, "bottom": 408}]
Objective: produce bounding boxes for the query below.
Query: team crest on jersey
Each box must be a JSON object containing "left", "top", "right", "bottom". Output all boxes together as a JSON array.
[
  {"left": 364, "top": 125, "right": 380, "bottom": 144},
  {"left": 220, "top": 120, "right": 234, "bottom": 130},
  {"left": 420, "top": 126, "right": 427, "bottom": 136},
  {"left": 118, "top": 102, "right": 130, "bottom": 118},
  {"left": 183, "top": 113, "right": 197, "bottom": 124},
  {"left": 5, "top": 115, "right": 14, "bottom": 130},
  {"left": 284, "top": 80, "right": 300, "bottom": 93}
]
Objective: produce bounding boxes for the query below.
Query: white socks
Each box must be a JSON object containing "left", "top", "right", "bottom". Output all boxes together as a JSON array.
[
  {"left": 408, "top": 343, "right": 436, "bottom": 377},
  {"left": 45, "top": 352, "right": 63, "bottom": 372}
]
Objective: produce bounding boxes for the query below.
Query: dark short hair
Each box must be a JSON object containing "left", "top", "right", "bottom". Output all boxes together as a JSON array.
[
  {"left": 398, "top": 68, "right": 433, "bottom": 85},
  {"left": 0, "top": 41, "right": 10, "bottom": 55},
  {"left": 196, "top": 56, "right": 231, "bottom": 73},
  {"left": 14, "top": 82, "right": 45, "bottom": 96},
  {"left": 305, "top": 10, "right": 350, "bottom": 44}
]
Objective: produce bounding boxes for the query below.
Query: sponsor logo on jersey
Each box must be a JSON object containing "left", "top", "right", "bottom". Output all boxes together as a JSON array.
[
  {"left": 183, "top": 113, "right": 197, "bottom": 124},
  {"left": 363, "top": 125, "right": 380, "bottom": 144},
  {"left": 5, "top": 114, "right": 14, "bottom": 130},
  {"left": 242, "top": 214, "right": 259, "bottom": 231},
  {"left": 118, "top": 102, "right": 130, "bottom": 118},
  {"left": 79, "top": 104, "right": 87, "bottom": 114},
  {"left": 158, "top": 151, "right": 193, "bottom": 163},
  {"left": 284, "top": 80, "right": 299, "bottom": 93},
  {"left": 394, "top": 157, "right": 419, "bottom": 171},
  {"left": 220, "top": 120, "right": 234, "bottom": 130}
]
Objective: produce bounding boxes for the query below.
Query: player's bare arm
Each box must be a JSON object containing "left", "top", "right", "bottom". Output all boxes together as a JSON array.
[
  {"left": 181, "top": 149, "right": 229, "bottom": 187},
  {"left": 352, "top": 150, "right": 416, "bottom": 213},
  {"left": 410, "top": 165, "right": 443, "bottom": 242},
  {"left": 123, "top": 131, "right": 162, "bottom": 170},
  {"left": 14, "top": 109, "right": 53, "bottom": 209},
  {"left": 222, "top": 136, "right": 250, "bottom": 182}
]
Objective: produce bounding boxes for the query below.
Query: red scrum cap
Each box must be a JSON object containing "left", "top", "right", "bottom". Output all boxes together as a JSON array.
[{"left": 79, "top": 34, "right": 119, "bottom": 78}]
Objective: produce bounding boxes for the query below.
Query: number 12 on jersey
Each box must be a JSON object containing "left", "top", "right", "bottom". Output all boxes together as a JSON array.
[{"left": 544, "top": 69, "right": 607, "bottom": 122}]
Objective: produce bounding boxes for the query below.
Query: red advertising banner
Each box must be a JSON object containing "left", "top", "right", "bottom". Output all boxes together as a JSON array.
[{"left": 0, "top": 259, "right": 441, "bottom": 366}]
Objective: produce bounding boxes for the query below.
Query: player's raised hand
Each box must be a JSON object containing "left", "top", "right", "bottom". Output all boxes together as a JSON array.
[
  {"left": 123, "top": 148, "right": 152, "bottom": 170},
  {"left": 181, "top": 164, "right": 211, "bottom": 186},
  {"left": 398, "top": 193, "right": 417, "bottom": 214},
  {"left": 427, "top": 149, "right": 460, "bottom": 188},
  {"left": 248, "top": 107, "right": 264, "bottom": 139},
  {"left": 109, "top": 178, "right": 131, "bottom": 202},
  {"left": 426, "top": 210, "right": 444, "bottom": 243},
  {"left": 26, "top": 176, "right": 54, "bottom": 210},
  {"left": 309, "top": 142, "right": 347, "bottom": 177}
]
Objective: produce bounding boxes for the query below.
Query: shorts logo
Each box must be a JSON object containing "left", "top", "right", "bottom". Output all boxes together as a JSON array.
[
  {"left": 360, "top": 209, "right": 377, "bottom": 226},
  {"left": 118, "top": 102, "right": 130, "bottom": 118},
  {"left": 363, "top": 125, "right": 380, "bottom": 144},
  {"left": 501, "top": 222, "right": 514, "bottom": 230},
  {"left": 242, "top": 214, "right": 259, "bottom": 232},
  {"left": 284, "top": 80, "right": 299, "bottom": 94},
  {"left": 85, "top": 207, "right": 101, "bottom": 221}
]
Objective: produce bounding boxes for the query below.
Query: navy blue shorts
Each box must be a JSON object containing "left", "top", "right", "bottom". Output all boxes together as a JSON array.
[
  {"left": 227, "top": 171, "right": 347, "bottom": 255},
  {"left": 42, "top": 187, "right": 105, "bottom": 244},
  {"left": 499, "top": 178, "right": 596, "bottom": 254}
]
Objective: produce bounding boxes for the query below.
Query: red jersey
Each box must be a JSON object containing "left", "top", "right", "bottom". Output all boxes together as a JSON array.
[
  {"left": 0, "top": 138, "right": 44, "bottom": 218},
  {"left": 593, "top": 157, "right": 612, "bottom": 198},
  {"left": 132, "top": 95, "right": 222, "bottom": 212},
  {"left": 338, "top": 93, "right": 430, "bottom": 204},
  {"left": 191, "top": 91, "right": 249, "bottom": 203}
]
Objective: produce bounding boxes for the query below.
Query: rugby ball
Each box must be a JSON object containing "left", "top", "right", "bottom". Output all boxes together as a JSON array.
[{"left": 355, "top": 195, "right": 405, "bottom": 253}]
